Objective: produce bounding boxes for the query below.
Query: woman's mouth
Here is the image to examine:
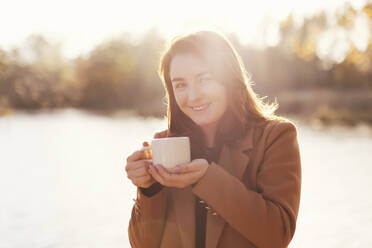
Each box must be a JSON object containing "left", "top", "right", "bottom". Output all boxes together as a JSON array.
[{"left": 190, "top": 103, "right": 210, "bottom": 111}]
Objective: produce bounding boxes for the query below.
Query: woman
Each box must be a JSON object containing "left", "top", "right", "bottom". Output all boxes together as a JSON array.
[{"left": 125, "top": 30, "right": 301, "bottom": 248}]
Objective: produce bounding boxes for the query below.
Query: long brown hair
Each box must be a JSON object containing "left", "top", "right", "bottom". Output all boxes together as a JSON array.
[{"left": 158, "top": 29, "right": 280, "bottom": 156}]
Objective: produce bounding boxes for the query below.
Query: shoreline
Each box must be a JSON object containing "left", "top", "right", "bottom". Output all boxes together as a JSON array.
[{"left": 2, "top": 108, "right": 372, "bottom": 139}]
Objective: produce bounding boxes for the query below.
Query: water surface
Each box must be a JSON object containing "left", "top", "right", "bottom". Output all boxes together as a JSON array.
[{"left": 1, "top": 109, "right": 371, "bottom": 247}]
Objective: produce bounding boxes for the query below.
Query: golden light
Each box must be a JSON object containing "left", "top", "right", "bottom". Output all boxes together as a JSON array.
[{"left": 0, "top": 0, "right": 369, "bottom": 59}]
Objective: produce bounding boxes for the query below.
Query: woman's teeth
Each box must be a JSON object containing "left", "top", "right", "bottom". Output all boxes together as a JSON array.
[{"left": 191, "top": 104, "right": 209, "bottom": 111}]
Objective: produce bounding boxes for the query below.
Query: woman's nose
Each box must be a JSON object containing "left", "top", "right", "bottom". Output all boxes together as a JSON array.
[{"left": 187, "top": 85, "right": 202, "bottom": 103}]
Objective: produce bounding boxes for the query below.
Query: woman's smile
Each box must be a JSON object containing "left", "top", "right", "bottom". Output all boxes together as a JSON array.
[{"left": 190, "top": 103, "right": 210, "bottom": 112}]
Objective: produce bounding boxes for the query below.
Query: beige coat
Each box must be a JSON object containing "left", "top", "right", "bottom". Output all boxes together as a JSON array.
[{"left": 128, "top": 119, "right": 302, "bottom": 248}]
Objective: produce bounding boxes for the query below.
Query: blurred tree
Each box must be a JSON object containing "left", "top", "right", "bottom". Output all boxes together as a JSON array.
[
  {"left": 1, "top": 2, "right": 371, "bottom": 124},
  {"left": 0, "top": 49, "right": 10, "bottom": 111},
  {"left": 131, "top": 28, "right": 166, "bottom": 115},
  {"left": 0, "top": 35, "right": 80, "bottom": 109},
  {"left": 76, "top": 35, "right": 138, "bottom": 109}
]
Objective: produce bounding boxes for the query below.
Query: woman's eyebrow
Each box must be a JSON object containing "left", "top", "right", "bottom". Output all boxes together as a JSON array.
[{"left": 171, "top": 72, "right": 209, "bottom": 83}]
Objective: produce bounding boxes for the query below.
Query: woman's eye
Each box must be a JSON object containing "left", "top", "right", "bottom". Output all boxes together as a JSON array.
[{"left": 175, "top": 82, "right": 185, "bottom": 89}]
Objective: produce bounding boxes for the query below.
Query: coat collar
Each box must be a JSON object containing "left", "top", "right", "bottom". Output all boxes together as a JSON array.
[
  {"left": 171, "top": 125, "right": 255, "bottom": 248},
  {"left": 227, "top": 125, "right": 255, "bottom": 180}
]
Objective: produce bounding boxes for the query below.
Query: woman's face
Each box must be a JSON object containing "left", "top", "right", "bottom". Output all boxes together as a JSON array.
[{"left": 170, "top": 53, "right": 228, "bottom": 131}]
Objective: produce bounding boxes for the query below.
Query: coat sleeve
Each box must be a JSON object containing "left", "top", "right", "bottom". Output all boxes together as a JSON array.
[
  {"left": 191, "top": 121, "right": 302, "bottom": 248},
  {"left": 128, "top": 187, "right": 168, "bottom": 248},
  {"left": 128, "top": 131, "right": 169, "bottom": 248}
]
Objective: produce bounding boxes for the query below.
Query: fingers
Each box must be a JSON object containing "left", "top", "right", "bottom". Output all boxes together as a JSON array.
[
  {"left": 125, "top": 141, "right": 155, "bottom": 188},
  {"left": 131, "top": 174, "right": 152, "bottom": 187},
  {"left": 126, "top": 141, "right": 151, "bottom": 162},
  {"left": 155, "top": 164, "right": 174, "bottom": 180},
  {"left": 173, "top": 159, "right": 206, "bottom": 174},
  {"left": 127, "top": 165, "right": 150, "bottom": 179},
  {"left": 127, "top": 150, "right": 148, "bottom": 162},
  {"left": 149, "top": 164, "right": 179, "bottom": 187},
  {"left": 140, "top": 141, "right": 152, "bottom": 159},
  {"left": 150, "top": 164, "right": 201, "bottom": 188},
  {"left": 125, "top": 159, "right": 151, "bottom": 172},
  {"left": 149, "top": 164, "right": 166, "bottom": 186},
  {"left": 172, "top": 163, "right": 193, "bottom": 174},
  {"left": 126, "top": 159, "right": 155, "bottom": 188},
  {"left": 137, "top": 147, "right": 152, "bottom": 159},
  {"left": 143, "top": 141, "right": 150, "bottom": 147}
]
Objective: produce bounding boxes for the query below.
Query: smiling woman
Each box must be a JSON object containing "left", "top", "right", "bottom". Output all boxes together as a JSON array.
[{"left": 125, "top": 29, "right": 302, "bottom": 248}]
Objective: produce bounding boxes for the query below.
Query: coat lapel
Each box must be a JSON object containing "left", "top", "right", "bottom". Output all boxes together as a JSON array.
[
  {"left": 230, "top": 125, "right": 255, "bottom": 180},
  {"left": 206, "top": 125, "right": 255, "bottom": 248},
  {"left": 172, "top": 125, "right": 255, "bottom": 248},
  {"left": 171, "top": 186, "right": 195, "bottom": 248}
]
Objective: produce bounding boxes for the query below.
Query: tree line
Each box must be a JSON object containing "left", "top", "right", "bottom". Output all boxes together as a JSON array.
[{"left": 1, "top": 1, "right": 371, "bottom": 125}]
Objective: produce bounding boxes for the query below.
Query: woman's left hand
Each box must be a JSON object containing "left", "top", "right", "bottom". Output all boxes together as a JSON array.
[{"left": 149, "top": 159, "right": 209, "bottom": 188}]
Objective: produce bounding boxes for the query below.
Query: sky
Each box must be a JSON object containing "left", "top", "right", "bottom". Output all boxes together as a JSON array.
[{"left": 0, "top": 0, "right": 369, "bottom": 60}]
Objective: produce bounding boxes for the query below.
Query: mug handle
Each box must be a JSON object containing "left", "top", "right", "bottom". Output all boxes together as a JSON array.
[
  {"left": 140, "top": 145, "right": 152, "bottom": 161},
  {"left": 140, "top": 145, "right": 151, "bottom": 151}
]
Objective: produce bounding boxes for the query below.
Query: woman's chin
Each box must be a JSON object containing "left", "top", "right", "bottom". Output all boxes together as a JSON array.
[{"left": 193, "top": 119, "right": 218, "bottom": 129}]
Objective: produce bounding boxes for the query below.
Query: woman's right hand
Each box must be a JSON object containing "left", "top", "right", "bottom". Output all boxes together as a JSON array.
[{"left": 125, "top": 141, "right": 155, "bottom": 188}]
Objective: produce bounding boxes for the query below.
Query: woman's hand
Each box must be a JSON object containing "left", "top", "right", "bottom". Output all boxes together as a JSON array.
[
  {"left": 125, "top": 141, "right": 155, "bottom": 188},
  {"left": 149, "top": 159, "right": 209, "bottom": 188}
]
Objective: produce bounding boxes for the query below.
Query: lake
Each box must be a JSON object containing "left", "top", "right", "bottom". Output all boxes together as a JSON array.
[{"left": 1, "top": 109, "right": 371, "bottom": 247}]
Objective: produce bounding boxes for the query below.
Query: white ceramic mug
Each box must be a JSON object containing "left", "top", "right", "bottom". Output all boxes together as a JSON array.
[{"left": 141, "top": 137, "right": 190, "bottom": 170}]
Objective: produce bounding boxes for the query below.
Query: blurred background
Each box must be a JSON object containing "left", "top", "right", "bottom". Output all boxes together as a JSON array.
[{"left": 1, "top": 0, "right": 372, "bottom": 247}]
